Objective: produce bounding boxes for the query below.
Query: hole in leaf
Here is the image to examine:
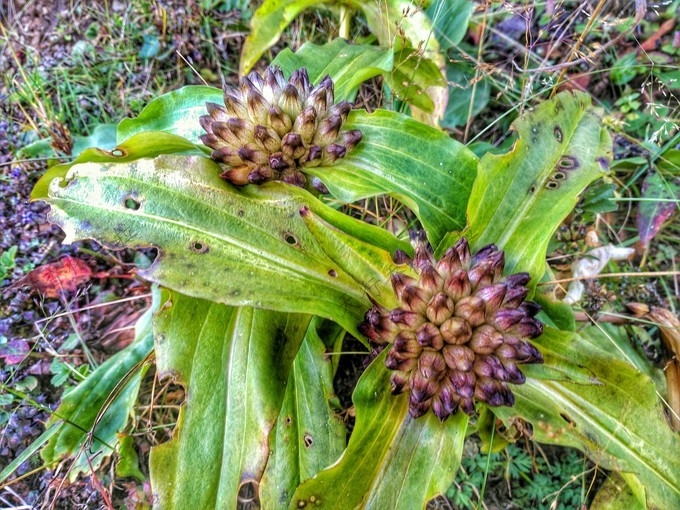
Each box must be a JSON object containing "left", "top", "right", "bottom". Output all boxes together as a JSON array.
[
  {"left": 560, "top": 412, "right": 574, "bottom": 425},
  {"left": 557, "top": 155, "right": 579, "bottom": 170},
  {"left": 237, "top": 209, "right": 245, "bottom": 217},
  {"left": 124, "top": 197, "right": 141, "bottom": 210},
  {"left": 303, "top": 433, "right": 313, "bottom": 448},
  {"left": 546, "top": 180, "right": 560, "bottom": 190},
  {"left": 237, "top": 480, "right": 259, "bottom": 506},
  {"left": 553, "top": 126, "right": 563, "bottom": 143},
  {"left": 528, "top": 185, "right": 536, "bottom": 194},
  {"left": 190, "top": 241, "right": 209, "bottom": 254},
  {"left": 284, "top": 416, "right": 293, "bottom": 425},
  {"left": 110, "top": 148, "right": 125, "bottom": 157},
  {"left": 284, "top": 232, "right": 297, "bottom": 245},
  {"left": 553, "top": 171, "right": 566, "bottom": 181},
  {"left": 328, "top": 269, "right": 338, "bottom": 278}
]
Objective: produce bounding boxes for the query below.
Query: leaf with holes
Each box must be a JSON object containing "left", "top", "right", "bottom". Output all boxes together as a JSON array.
[
  {"left": 260, "top": 318, "right": 347, "bottom": 507},
  {"left": 150, "top": 292, "right": 309, "bottom": 508},
  {"left": 494, "top": 326, "right": 680, "bottom": 509},
  {"left": 291, "top": 350, "right": 468, "bottom": 509},
  {"left": 33, "top": 154, "right": 380, "bottom": 335},
  {"left": 454, "top": 91, "right": 611, "bottom": 280}
]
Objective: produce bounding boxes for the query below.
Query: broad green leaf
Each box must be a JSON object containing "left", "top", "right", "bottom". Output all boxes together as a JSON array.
[
  {"left": 591, "top": 473, "right": 645, "bottom": 510},
  {"left": 441, "top": 59, "right": 490, "bottom": 129},
  {"left": 39, "top": 290, "right": 157, "bottom": 479},
  {"left": 426, "top": 0, "right": 474, "bottom": 50},
  {"left": 150, "top": 292, "right": 309, "bottom": 508},
  {"left": 292, "top": 351, "right": 468, "bottom": 509},
  {"left": 271, "top": 39, "right": 394, "bottom": 102},
  {"left": 241, "top": 0, "right": 329, "bottom": 74},
  {"left": 495, "top": 326, "right": 680, "bottom": 509},
  {"left": 385, "top": 47, "right": 446, "bottom": 113},
  {"left": 31, "top": 131, "right": 201, "bottom": 199},
  {"left": 117, "top": 85, "right": 223, "bottom": 144},
  {"left": 307, "top": 109, "right": 478, "bottom": 246},
  {"left": 35, "top": 154, "right": 371, "bottom": 334},
  {"left": 301, "top": 206, "right": 404, "bottom": 309},
  {"left": 261, "top": 318, "right": 347, "bottom": 507},
  {"left": 460, "top": 91, "right": 612, "bottom": 280}
]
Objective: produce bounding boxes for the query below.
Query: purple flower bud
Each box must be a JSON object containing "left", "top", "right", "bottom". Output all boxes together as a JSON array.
[
  {"left": 400, "top": 285, "right": 428, "bottom": 314},
  {"left": 492, "top": 308, "right": 526, "bottom": 330},
  {"left": 342, "top": 129, "right": 363, "bottom": 150},
  {"left": 468, "top": 325, "right": 504, "bottom": 354},
  {"left": 294, "top": 106, "right": 318, "bottom": 145},
  {"left": 418, "top": 351, "right": 446, "bottom": 380},
  {"left": 450, "top": 370, "right": 476, "bottom": 398},
  {"left": 268, "top": 152, "right": 294, "bottom": 171},
  {"left": 453, "top": 238, "right": 471, "bottom": 268},
  {"left": 475, "top": 283, "right": 507, "bottom": 309},
  {"left": 502, "top": 285, "right": 529, "bottom": 309},
  {"left": 442, "top": 345, "right": 475, "bottom": 372},
  {"left": 426, "top": 292, "right": 454, "bottom": 325},
  {"left": 510, "top": 317, "right": 543, "bottom": 339},
  {"left": 281, "top": 169, "right": 306, "bottom": 188},
  {"left": 420, "top": 266, "right": 443, "bottom": 293},
  {"left": 322, "top": 143, "right": 347, "bottom": 163},
  {"left": 454, "top": 296, "right": 486, "bottom": 327},
  {"left": 389, "top": 308, "right": 423, "bottom": 328},
  {"left": 444, "top": 269, "right": 472, "bottom": 301},
  {"left": 391, "top": 272, "right": 418, "bottom": 300},
  {"left": 416, "top": 322, "right": 444, "bottom": 350},
  {"left": 267, "top": 105, "right": 293, "bottom": 137},
  {"left": 391, "top": 372, "right": 410, "bottom": 394},
  {"left": 237, "top": 145, "right": 269, "bottom": 165},
  {"left": 247, "top": 166, "right": 274, "bottom": 184},
  {"left": 411, "top": 371, "right": 439, "bottom": 403},
  {"left": 393, "top": 249, "right": 412, "bottom": 265},
  {"left": 253, "top": 125, "right": 281, "bottom": 153},
  {"left": 440, "top": 317, "right": 472, "bottom": 345},
  {"left": 281, "top": 132, "right": 306, "bottom": 159}
]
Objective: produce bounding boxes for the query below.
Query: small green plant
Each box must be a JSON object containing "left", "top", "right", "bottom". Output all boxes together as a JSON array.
[{"left": 0, "top": 246, "right": 17, "bottom": 280}]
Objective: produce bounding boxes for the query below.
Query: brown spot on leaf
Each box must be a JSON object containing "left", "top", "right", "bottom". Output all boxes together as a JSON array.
[
  {"left": 190, "top": 241, "right": 209, "bottom": 253},
  {"left": 554, "top": 126, "right": 563, "bottom": 143},
  {"left": 557, "top": 155, "right": 579, "bottom": 170},
  {"left": 124, "top": 197, "right": 141, "bottom": 210}
]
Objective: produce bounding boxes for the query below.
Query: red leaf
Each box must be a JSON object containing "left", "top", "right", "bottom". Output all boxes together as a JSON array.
[
  {"left": 636, "top": 172, "right": 679, "bottom": 248},
  {"left": 25, "top": 257, "right": 93, "bottom": 298}
]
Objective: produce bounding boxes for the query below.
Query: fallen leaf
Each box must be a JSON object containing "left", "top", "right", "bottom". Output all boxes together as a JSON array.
[
  {"left": 636, "top": 171, "right": 679, "bottom": 249},
  {"left": 25, "top": 257, "right": 92, "bottom": 298}
]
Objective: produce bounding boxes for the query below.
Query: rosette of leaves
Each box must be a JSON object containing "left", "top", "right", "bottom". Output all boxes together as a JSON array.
[
  {"left": 200, "top": 65, "right": 362, "bottom": 190},
  {"left": 361, "top": 231, "right": 543, "bottom": 420}
]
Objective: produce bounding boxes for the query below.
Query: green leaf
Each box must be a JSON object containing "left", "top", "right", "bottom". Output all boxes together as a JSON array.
[
  {"left": 150, "top": 292, "right": 309, "bottom": 508},
  {"left": 385, "top": 47, "right": 447, "bottom": 113},
  {"left": 117, "top": 86, "right": 223, "bottom": 143},
  {"left": 17, "top": 123, "right": 118, "bottom": 159},
  {"left": 460, "top": 91, "right": 612, "bottom": 280},
  {"left": 271, "top": 39, "right": 394, "bottom": 102},
  {"left": 241, "top": 0, "right": 329, "bottom": 74},
  {"left": 31, "top": 131, "right": 201, "bottom": 199},
  {"left": 441, "top": 58, "right": 490, "bottom": 129},
  {"left": 39, "top": 290, "right": 157, "bottom": 479},
  {"left": 495, "top": 326, "right": 680, "bottom": 509},
  {"left": 426, "top": 0, "right": 474, "bottom": 50},
  {"left": 591, "top": 472, "right": 645, "bottom": 510},
  {"left": 300, "top": 206, "right": 403, "bottom": 309},
  {"left": 307, "top": 109, "right": 478, "bottom": 246},
  {"left": 36, "top": 154, "right": 371, "bottom": 334},
  {"left": 261, "top": 318, "right": 347, "bottom": 507},
  {"left": 292, "top": 351, "right": 468, "bottom": 509}
]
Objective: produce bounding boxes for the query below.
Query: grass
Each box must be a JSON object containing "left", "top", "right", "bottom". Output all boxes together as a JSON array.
[{"left": 1, "top": 0, "right": 679, "bottom": 507}]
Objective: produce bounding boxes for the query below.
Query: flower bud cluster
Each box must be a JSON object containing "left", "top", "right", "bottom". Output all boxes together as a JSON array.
[
  {"left": 200, "top": 66, "right": 362, "bottom": 190},
  {"left": 360, "top": 232, "right": 543, "bottom": 420}
]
